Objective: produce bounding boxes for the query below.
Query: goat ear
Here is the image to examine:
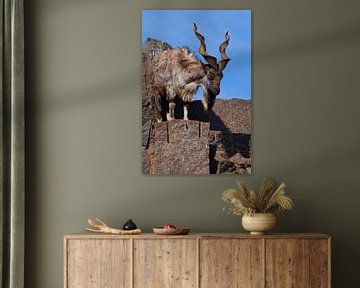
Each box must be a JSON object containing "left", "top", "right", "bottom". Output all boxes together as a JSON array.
[
  {"left": 201, "top": 61, "right": 210, "bottom": 73},
  {"left": 218, "top": 58, "right": 230, "bottom": 71},
  {"left": 202, "top": 55, "right": 218, "bottom": 70}
]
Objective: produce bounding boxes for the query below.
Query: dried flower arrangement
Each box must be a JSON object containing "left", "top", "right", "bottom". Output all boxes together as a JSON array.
[{"left": 222, "top": 179, "right": 294, "bottom": 216}]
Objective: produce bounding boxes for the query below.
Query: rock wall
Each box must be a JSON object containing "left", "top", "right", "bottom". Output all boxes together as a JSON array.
[
  {"left": 145, "top": 120, "right": 210, "bottom": 174},
  {"left": 142, "top": 38, "right": 252, "bottom": 174}
]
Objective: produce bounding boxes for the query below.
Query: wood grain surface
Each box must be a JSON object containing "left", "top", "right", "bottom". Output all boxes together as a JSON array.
[
  {"left": 309, "top": 239, "right": 330, "bottom": 288},
  {"left": 64, "top": 233, "right": 330, "bottom": 288},
  {"left": 265, "top": 239, "right": 310, "bottom": 287},
  {"left": 200, "top": 239, "right": 264, "bottom": 288},
  {"left": 133, "top": 239, "right": 197, "bottom": 288},
  {"left": 65, "top": 239, "right": 131, "bottom": 288},
  {"left": 65, "top": 232, "right": 330, "bottom": 240}
]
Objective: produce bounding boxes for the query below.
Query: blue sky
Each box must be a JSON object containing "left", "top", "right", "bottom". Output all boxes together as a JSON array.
[{"left": 142, "top": 10, "right": 251, "bottom": 100}]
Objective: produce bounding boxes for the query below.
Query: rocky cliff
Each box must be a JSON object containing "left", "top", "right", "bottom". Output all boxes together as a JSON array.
[{"left": 142, "top": 38, "right": 251, "bottom": 174}]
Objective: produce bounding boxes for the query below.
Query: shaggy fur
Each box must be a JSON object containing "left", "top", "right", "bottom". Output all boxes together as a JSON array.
[{"left": 148, "top": 25, "right": 230, "bottom": 122}]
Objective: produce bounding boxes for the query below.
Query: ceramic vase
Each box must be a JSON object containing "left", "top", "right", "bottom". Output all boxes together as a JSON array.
[{"left": 242, "top": 213, "right": 276, "bottom": 235}]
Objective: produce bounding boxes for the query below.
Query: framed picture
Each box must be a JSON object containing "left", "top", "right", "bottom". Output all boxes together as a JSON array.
[{"left": 142, "top": 10, "right": 251, "bottom": 175}]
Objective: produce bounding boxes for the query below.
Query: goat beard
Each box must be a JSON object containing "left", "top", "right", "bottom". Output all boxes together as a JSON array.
[{"left": 201, "top": 89, "right": 216, "bottom": 111}]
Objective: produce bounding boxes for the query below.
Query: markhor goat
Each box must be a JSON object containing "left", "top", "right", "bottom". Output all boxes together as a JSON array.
[{"left": 149, "top": 23, "right": 230, "bottom": 122}]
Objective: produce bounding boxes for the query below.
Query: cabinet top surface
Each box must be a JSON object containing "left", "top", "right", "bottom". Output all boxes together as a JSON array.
[{"left": 64, "top": 232, "right": 330, "bottom": 240}]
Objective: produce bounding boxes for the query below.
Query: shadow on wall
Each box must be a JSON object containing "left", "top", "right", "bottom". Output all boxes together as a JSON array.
[{"left": 256, "top": 23, "right": 360, "bottom": 63}]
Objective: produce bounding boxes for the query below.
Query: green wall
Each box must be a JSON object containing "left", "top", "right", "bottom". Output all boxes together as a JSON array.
[{"left": 25, "top": 0, "right": 360, "bottom": 287}]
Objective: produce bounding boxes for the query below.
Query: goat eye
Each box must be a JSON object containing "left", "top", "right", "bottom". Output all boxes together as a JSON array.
[{"left": 208, "top": 73, "right": 214, "bottom": 80}]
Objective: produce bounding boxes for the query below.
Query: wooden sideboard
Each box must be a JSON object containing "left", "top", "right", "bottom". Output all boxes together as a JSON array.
[{"left": 64, "top": 233, "right": 330, "bottom": 288}]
